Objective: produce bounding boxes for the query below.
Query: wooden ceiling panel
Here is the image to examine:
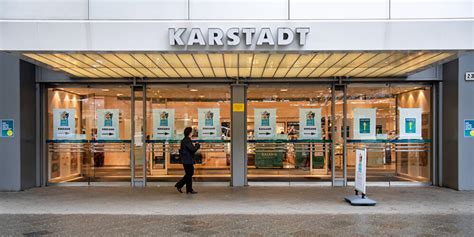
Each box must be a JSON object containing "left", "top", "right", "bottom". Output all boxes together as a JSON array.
[{"left": 23, "top": 52, "right": 456, "bottom": 79}]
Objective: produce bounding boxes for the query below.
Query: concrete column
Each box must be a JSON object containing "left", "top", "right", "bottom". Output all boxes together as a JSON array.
[
  {"left": 442, "top": 53, "right": 474, "bottom": 190},
  {"left": 0, "top": 52, "right": 37, "bottom": 191},
  {"left": 230, "top": 84, "right": 247, "bottom": 187}
]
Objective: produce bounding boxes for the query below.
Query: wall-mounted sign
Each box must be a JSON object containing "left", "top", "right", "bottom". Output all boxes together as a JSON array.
[
  {"left": 464, "top": 120, "right": 474, "bottom": 137},
  {"left": 465, "top": 72, "right": 474, "bottom": 81},
  {"left": 353, "top": 108, "right": 376, "bottom": 140},
  {"left": 153, "top": 109, "right": 175, "bottom": 139},
  {"left": 355, "top": 148, "right": 367, "bottom": 194},
  {"left": 169, "top": 27, "right": 310, "bottom": 46},
  {"left": 1, "top": 119, "right": 14, "bottom": 138},
  {"left": 53, "top": 108, "right": 76, "bottom": 139},
  {"left": 299, "top": 108, "right": 321, "bottom": 140},
  {"left": 233, "top": 103, "right": 245, "bottom": 112},
  {"left": 198, "top": 108, "right": 221, "bottom": 139},
  {"left": 254, "top": 108, "right": 276, "bottom": 139},
  {"left": 399, "top": 108, "right": 422, "bottom": 139},
  {"left": 97, "top": 109, "right": 120, "bottom": 140}
]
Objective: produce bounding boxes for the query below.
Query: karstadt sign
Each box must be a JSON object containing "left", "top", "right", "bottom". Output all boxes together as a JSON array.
[{"left": 169, "top": 27, "right": 310, "bottom": 46}]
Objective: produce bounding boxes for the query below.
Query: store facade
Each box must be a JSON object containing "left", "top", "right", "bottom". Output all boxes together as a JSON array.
[{"left": 1, "top": 0, "right": 474, "bottom": 191}]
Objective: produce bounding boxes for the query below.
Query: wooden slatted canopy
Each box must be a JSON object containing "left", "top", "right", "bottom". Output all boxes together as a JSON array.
[{"left": 23, "top": 52, "right": 455, "bottom": 78}]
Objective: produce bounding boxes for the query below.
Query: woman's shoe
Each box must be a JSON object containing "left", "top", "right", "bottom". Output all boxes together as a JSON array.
[
  {"left": 174, "top": 184, "right": 183, "bottom": 193},
  {"left": 186, "top": 191, "right": 198, "bottom": 194}
]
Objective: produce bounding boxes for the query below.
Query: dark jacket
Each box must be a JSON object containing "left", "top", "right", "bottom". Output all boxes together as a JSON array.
[{"left": 179, "top": 137, "right": 200, "bottom": 164}]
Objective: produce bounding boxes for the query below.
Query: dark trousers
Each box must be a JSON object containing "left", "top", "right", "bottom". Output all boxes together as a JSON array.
[{"left": 175, "top": 164, "right": 194, "bottom": 192}]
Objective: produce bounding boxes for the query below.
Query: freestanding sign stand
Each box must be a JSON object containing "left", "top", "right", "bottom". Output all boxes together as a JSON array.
[{"left": 345, "top": 148, "right": 377, "bottom": 206}]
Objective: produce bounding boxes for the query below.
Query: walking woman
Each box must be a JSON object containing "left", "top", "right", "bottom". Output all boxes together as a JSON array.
[{"left": 175, "top": 127, "right": 200, "bottom": 194}]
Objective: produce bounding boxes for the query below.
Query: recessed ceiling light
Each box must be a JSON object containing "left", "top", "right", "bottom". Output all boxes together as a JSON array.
[
  {"left": 199, "top": 95, "right": 205, "bottom": 98},
  {"left": 280, "top": 88, "right": 288, "bottom": 92},
  {"left": 190, "top": 89, "right": 198, "bottom": 92},
  {"left": 102, "top": 89, "right": 110, "bottom": 92},
  {"left": 117, "top": 93, "right": 123, "bottom": 96}
]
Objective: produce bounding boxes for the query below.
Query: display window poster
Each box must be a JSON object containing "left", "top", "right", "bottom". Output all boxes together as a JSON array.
[
  {"left": 299, "top": 108, "right": 322, "bottom": 139},
  {"left": 353, "top": 108, "right": 376, "bottom": 140},
  {"left": 0, "top": 119, "right": 14, "bottom": 138},
  {"left": 53, "top": 108, "right": 76, "bottom": 139},
  {"left": 464, "top": 120, "right": 474, "bottom": 138},
  {"left": 97, "top": 109, "right": 120, "bottom": 140},
  {"left": 198, "top": 108, "right": 221, "bottom": 139},
  {"left": 254, "top": 108, "right": 276, "bottom": 139},
  {"left": 399, "top": 108, "right": 422, "bottom": 139},
  {"left": 355, "top": 148, "right": 367, "bottom": 194},
  {"left": 153, "top": 109, "right": 175, "bottom": 139}
]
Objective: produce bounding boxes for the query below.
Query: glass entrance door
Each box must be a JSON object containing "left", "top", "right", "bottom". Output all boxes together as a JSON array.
[
  {"left": 145, "top": 85, "right": 231, "bottom": 182},
  {"left": 246, "top": 85, "right": 333, "bottom": 184}
]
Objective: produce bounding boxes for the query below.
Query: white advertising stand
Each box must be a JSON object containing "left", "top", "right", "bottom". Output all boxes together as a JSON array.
[{"left": 345, "top": 148, "right": 377, "bottom": 206}]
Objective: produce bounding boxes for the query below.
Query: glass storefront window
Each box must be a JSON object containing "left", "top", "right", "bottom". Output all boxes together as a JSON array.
[
  {"left": 146, "top": 86, "right": 231, "bottom": 181},
  {"left": 45, "top": 83, "right": 433, "bottom": 185},
  {"left": 247, "top": 85, "right": 333, "bottom": 182},
  {"left": 47, "top": 87, "right": 132, "bottom": 183},
  {"left": 346, "top": 84, "right": 432, "bottom": 182}
]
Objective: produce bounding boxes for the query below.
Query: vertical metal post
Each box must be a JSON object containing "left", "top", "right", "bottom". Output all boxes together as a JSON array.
[
  {"left": 437, "top": 81, "right": 443, "bottom": 187},
  {"left": 142, "top": 85, "right": 147, "bottom": 186},
  {"left": 331, "top": 84, "right": 336, "bottom": 186},
  {"left": 395, "top": 94, "right": 399, "bottom": 175},
  {"left": 432, "top": 83, "right": 438, "bottom": 186},
  {"left": 343, "top": 84, "right": 348, "bottom": 186},
  {"left": 40, "top": 84, "right": 48, "bottom": 187},
  {"left": 35, "top": 83, "right": 41, "bottom": 187},
  {"left": 230, "top": 84, "right": 248, "bottom": 187},
  {"left": 130, "top": 86, "right": 136, "bottom": 187}
]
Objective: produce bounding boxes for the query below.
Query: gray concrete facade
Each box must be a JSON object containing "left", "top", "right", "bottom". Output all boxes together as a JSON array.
[
  {"left": 442, "top": 53, "right": 474, "bottom": 191},
  {"left": 0, "top": 52, "right": 37, "bottom": 191}
]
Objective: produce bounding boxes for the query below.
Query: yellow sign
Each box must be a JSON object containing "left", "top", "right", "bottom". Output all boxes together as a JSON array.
[
  {"left": 233, "top": 103, "right": 245, "bottom": 112},
  {"left": 6, "top": 130, "right": 13, "bottom": 137}
]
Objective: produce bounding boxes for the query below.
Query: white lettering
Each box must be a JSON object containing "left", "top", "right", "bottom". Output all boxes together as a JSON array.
[
  {"left": 242, "top": 28, "right": 256, "bottom": 46},
  {"left": 277, "top": 28, "right": 294, "bottom": 46},
  {"left": 168, "top": 27, "right": 309, "bottom": 46},
  {"left": 295, "top": 28, "right": 310, "bottom": 46},
  {"left": 187, "top": 28, "right": 206, "bottom": 46},
  {"left": 208, "top": 28, "right": 224, "bottom": 46},
  {"left": 256, "top": 28, "right": 275, "bottom": 46},
  {"left": 226, "top": 28, "right": 240, "bottom": 46},
  {"left": 169, "top": 28, "right": 185, "bottom": 46}
]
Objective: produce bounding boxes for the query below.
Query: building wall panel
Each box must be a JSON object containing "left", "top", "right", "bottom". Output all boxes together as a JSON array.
[
  {"left": 290, "top": 0, "right": 389, "bottom": 20},
  {"left": 89, "top": 0, "right": 188, "bottom": 20},
  {"left": 0, "top": 0, "right": 88, "bottom": 20},
  {"left": 189, "top": 0, "right": 288, "bottom": 20}
]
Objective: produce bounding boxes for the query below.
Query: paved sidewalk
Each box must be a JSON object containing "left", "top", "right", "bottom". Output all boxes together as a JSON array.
[
  {"left": 0, "top": 186, "right": 473, "bottom": 215},
  {"left": 0, "top": 186, "right": 473, "bottom": 236}
]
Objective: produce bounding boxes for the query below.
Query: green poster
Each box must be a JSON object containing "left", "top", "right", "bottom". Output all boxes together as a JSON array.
[
  {"left": 405, "top": 118, "right": 416, "bottom": 133},
  {"left": 1, "top": 119, "right": 14, "bottom": 138},
  {"left": 359, "top": 118, "right": 370, "bottom": 134}
]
